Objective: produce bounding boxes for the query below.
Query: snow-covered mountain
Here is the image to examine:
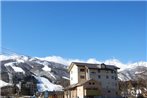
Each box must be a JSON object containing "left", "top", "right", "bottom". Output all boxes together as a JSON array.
[
  {"left": 38, "top": 56, "right": 147, "bottom": 81},
  {"left": 0, "top": 54, "right": 69, "bottom": 92},
  {"left": 0, "top": 54, "right": 147, "bottom": 91}
]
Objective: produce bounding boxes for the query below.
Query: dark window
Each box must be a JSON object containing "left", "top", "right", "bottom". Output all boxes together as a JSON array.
[
  {"left": 98, "top": 75, "right": 101, "bottom": 79},
  {"left": 115, "top": 77, "right": 117, "bottom": 80},
  {"left": 98, "top": 70, "right": 101, "bottom": 73},
  {"left": 108, "top": 90, "right": 111, "bottom": 93},
  {"left": 80, "top": 69, "right": 85, "bottom": 72},
  {"left": 92, "top": 82, "right": 95, "bottom": 85},
  {"left": 80, "top": 75, "right": 85, "bottom": 79},
  {"left": 116, "top": 92, "right": 118, "bottom": 95},
  {"left": 89, "top": 82, "right": 91, "bottom": 85},
  {"left": 111, "top": 70, "right": 113, "bottom": 73},
  {"left": 91, "top": 72, "right": 96, "bottom": 74},
  {"left": 106, "top": 75, "right": 109, "bottom": 79}
]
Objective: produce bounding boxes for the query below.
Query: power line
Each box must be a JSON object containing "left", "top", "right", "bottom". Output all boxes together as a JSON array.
[{"left": 1, "top": 47, "right": 32, "bottom": 58}]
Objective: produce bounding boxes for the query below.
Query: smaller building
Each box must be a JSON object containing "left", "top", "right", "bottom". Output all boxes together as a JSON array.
[{"left": 64, "top": 79, "right": 102, "bottom": 98}]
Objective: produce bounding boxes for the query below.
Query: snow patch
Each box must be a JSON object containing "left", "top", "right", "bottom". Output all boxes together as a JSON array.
[
  {"left": 4, "top": 62, "right": 16, "bottom": 66},
  {"left": 11, "top": 66, "right": 25, "bottom": 74},
  {"left": 135, "top": 71, "right": 144, "bottom": 75},
  {"left": 0, "top": 80, "right": 12, "bottom": 88},
  {"left": 42, "top": 65, "right": 51, "bottom": 72},
  {"left": 4, "top": 62, "right": 25, "bottom": 74},
  {"left": 35, "top": 76, "right": 63, "bottom": 92},
  {"left": 62, "top": 76, "right": 70, "bottom": 80}
]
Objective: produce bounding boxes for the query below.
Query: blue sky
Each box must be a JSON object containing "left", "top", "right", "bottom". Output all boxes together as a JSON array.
[{"left": 2, "top": 1, "right": 146, "bottom": 63}]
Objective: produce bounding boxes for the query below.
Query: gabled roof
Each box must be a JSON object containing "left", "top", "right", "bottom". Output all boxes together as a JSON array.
[
  {"left": 64, "top": 79, "right": 99, "bottom": 90},
  {"left": 68, "top": 62, "right": 120, "bottom": 72}
]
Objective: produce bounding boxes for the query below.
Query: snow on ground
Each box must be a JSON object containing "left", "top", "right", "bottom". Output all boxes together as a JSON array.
[
  {"left": 4, "top": 62, "right": 25, "bottom": 74},
  {"left": 135, "top": 71, "right": 144, "bottom": 75},
  {"left": 0, "top": 80, "right": 12, "bottom": 88},
  {"left": 35, "top": 76, "right": 63, "bottom": 92},
  {"left": 11, "top": 66, "right": 25, "bottom": 74},
  {"left": 4, "top": 62, "right": 16, "bottom": 66},
  {"left": 49, "top": 72, "right": 56, "bottom": 79},
  {"left": 62, "top": 76, "right": 70, "bottom": 80},
  {"left": 42, "top": 65, "right": 51, "bottom": 72}
]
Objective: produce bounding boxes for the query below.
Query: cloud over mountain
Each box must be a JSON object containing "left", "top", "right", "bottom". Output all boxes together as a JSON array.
[{"left": 38, "top": 56, "right": 147, "bottom": 71}]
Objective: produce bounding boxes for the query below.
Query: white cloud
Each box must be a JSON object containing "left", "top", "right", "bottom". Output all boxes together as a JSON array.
[
  {"left": 39, "top": 56, "right": 84, "bottom": 65},
  {"left": 39, "top": 56, "right": 147, "bottom": 71}
]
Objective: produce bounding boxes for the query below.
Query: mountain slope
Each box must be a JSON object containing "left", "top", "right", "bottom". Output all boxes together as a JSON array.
[
  {"left": 0, "top": 54, "right": 69, "bottom": 92},
  {"left": 0, "top": 54, "right": 146, "bottom": 90}
]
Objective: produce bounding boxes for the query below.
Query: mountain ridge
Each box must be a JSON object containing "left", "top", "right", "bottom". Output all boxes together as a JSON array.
[{"left": 0, "top": 54, "right": 147, "bottom": 91}]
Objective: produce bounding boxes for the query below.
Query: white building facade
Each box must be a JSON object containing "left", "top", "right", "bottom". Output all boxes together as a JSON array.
[{"left": 68, "top": 62, "right": 120, "bottom": 97}]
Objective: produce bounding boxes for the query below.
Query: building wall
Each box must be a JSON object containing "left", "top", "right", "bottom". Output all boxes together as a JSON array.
[
  {"left": 70, "top": 89, "right": 77, "bottom": 98},
  {"left": 70, "top": 64, "right": 78, "bottom": 85},
  {"left": 64, "top": 89, "right": 77, "bottom": 98},
  {"left": 69, "top": 63, "right": 120, "bottom": 97},
  {"left": 78, "top": 66, "right": 86, "bottom": 83},
  {"left": 88, "top": 69, "right": 119, "bottom": 96},
  {"left": 83, "top": 80, "right": 102, "bottom": 96},
  {"left": 77, "top": 86, "right": 84, "bottom": 98}
]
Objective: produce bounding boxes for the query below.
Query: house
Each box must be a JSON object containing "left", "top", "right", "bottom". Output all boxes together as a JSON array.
[
  {"left": 64, "top": 79, "right": 102, "bottom": 98},
  {"left": 65, "top": 62, "right": 120, "bottom": 98}
]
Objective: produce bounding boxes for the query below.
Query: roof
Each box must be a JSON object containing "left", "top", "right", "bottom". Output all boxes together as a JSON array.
[
  {"left": 64, "top": 79, "right": 98, "bottom": 90},
  {"left": 68, "top": 62, "right": 120, "bottom": 72}
]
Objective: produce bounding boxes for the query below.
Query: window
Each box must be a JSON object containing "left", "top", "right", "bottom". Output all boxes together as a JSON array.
[
  {"left": 91, "top": 72, "right": 96, "bottom": 74},
  {"left": 112, "top": 76, "right": 114, "bottom": 79},
  {"left": 97, "top": 70, "right": 101, "bottom": 73},
  {"left": 98, "top": 75, "right": 101, "bottom": 79},
  {"left": 108, "top": 90, "right": 111, "bottom": 93},
  {"left": 115, "top": 77, "right": 117, "bottom": 80},
  {"left": 106, "top": 75, "right": 109, "bottom": 79},
  {"left": 71, "top": 77, "right": 73, "bottom": 80},
  {"left": 106, "top": 70, "right": 109, "bottom": 73},
  {"left": 89, "top": 82, "right": 95, "bottom": 85},
  {"left": 80, "top": 69, "right": 85, "bottom": 72},
  {"left": 111, "top": 70, "right": 113, "bottom": 74},
  {"left": 80, "top": 75, "right": 85, "bottom": 79}
]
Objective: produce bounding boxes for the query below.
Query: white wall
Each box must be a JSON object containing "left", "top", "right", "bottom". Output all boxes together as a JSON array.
[{"left": 70, "top": 64, "right": 78, "bottom": 85}]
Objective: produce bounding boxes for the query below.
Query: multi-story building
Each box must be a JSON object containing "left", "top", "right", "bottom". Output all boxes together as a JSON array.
[{"left": 64, "top": 62, "right": 120, "bottom": 98}]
